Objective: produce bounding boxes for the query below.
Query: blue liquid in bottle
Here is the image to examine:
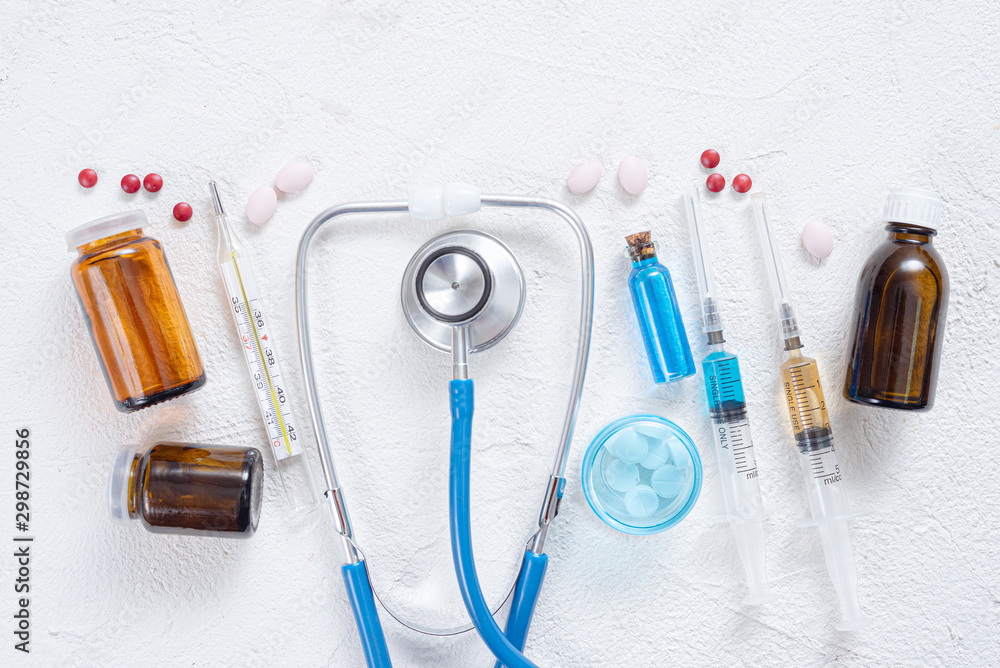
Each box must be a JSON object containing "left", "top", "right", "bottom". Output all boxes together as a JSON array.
[{"left": 626, "top": 233, "right": 696, "bottom": 383}]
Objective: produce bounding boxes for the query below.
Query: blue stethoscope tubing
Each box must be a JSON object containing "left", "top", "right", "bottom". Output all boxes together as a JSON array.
[
  {"left": 295, "top": 192, "right": 594, "bottom": 667},
  {"left": 450, "top": 378, "right": 539, "bottom": 668}
]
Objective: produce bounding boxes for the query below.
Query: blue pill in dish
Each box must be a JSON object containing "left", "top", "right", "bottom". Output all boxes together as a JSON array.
[
  {"left": 651, "top": 464, "right": 684, "bottom": 498},
  {"left": 602, "top": 458, "right": 640, "bottom": 494},
  {"left": 606, "top": 429, "right": 648, "bottom": 464},
  {"left": 624, "top": 485, "right": 660, "bottom": 518},
  {"left": 639, "top": 436, "right": 671, "bottom": 469}
]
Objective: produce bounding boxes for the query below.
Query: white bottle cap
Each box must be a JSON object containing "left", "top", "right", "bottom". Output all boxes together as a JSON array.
[
  {"left": 66, "top": 210, "right": 147, "bottom": 252},
  {"left": 108, "top": 446, "right": 139, "bottom": 526},
  {"left": 882, "top": 187, "right": 942, "bottom": 229}
]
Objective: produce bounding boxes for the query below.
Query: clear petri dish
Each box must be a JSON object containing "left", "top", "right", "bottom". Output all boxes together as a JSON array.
[{"left": 581, "top": 414, "right": 702, "bottom": 535}]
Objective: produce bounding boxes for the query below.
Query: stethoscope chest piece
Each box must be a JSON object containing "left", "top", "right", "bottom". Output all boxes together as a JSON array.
[{"left": 402, "top": 229, "right": 525, "bottom": 353}]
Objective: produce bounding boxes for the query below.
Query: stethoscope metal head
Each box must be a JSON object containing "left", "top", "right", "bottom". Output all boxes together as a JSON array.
[
  {"left": 415, "top": 246, "right": 493, "bottom": 324},
  {"left": 402, "top": 229, "right": 525, "bottom": 353}
]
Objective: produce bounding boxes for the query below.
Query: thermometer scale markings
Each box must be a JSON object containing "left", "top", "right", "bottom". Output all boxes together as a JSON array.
[{"left": 228, "top": 254, "right": 295, "bottom": 457}]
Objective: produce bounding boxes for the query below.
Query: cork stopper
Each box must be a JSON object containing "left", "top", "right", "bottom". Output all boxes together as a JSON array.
[{"left": 625, "top": 230, "right": 656, "bottom": 261}]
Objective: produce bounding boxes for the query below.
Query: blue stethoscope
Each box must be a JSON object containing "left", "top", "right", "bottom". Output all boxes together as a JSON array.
[{"left": 295, "top": 184, "right": 594, "bottom": 667}]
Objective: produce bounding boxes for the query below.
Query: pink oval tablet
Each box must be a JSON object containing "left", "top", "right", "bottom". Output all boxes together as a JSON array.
[
  {"left": 275, "top": 161, "right": 314, "bottom": 193},
  {"left": 802, "top": 220, "right": 834, "bottom": 258},
  {"left": 566, "top": 159, "right": 602, "bottom": 195},
  {"left": 618, "top": 156, "right": 647, "bottom": 195},
  {"left": 246, "top": 186, "right": 278, "bottom": 225}
]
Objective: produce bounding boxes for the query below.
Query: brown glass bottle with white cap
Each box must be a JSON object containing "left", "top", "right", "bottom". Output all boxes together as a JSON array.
[
  {"left": 67, "top": 211, "right": 206, "bottom": 412},
  {"left": 843, "top": 187, "right": 948, "bottom": 411}
]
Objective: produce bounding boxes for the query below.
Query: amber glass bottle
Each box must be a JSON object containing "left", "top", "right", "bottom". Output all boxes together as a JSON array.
[
  {"left": 843, "top": 188, "right": 948, "bottom": 411},
  {"left": 67, "top": 211, "right": 205, "bottom": 412},
  {"left": 109, "top": 442, "right": 264, "bottom": 537}
]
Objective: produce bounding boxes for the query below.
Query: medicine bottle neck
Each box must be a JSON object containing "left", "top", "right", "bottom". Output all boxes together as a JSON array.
[
  {"left": 886, "top": 223, "right": 935, "bottom": 245},
  {"left": 631, "top": 255, "right": 659, "bottom": 268},
  {"left": 76, "top": 228, "right": 144, "bottom": 255}
]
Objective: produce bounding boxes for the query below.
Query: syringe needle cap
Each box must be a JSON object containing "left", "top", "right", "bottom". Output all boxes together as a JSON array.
[{"left": 209, "top": 181, "right": 225, "bottom": 217}]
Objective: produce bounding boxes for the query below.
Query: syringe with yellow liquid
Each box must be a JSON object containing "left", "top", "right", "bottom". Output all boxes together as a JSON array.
[{"left": 751, "top": 192, "right": 870, "bottom": 630}]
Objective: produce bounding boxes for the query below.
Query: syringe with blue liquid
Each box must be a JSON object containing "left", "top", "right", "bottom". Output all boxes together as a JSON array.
[{"left": 683, "top": 184, "right": 773, "bottom": 605}]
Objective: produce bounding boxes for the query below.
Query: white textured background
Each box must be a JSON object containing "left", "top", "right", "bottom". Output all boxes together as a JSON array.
[{"left": 1, "top": 1, "right": 999, "bottom": 666}]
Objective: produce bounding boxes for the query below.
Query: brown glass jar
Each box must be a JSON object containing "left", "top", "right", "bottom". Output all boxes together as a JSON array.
[
  {"left": 109, "top": 442, "right": 264, "bottom": 538},
  {"left": 843, "top": 188, "right": 948, "bottom": 411},
  {"left": 67, "top": 211, "right": 205, "bottom": 412}
]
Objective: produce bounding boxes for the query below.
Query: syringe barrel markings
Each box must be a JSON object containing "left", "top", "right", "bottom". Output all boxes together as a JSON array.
[{"left": 702, "top": 350, "right": 764, "bottom": 518}]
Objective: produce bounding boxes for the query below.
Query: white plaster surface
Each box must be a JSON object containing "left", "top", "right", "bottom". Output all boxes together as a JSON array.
[{"left": 1, "top": 1, "right": 999, "bottom": 666}]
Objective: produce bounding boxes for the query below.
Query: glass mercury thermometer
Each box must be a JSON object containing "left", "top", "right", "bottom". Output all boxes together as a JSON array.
[
  {"left": 751, "top": 192, "right": 870, "bottom": 630},
  {"left": 683, "top": 184, "right": 773, "bottom": 605},
  {"left": 211, "top": 181, "right": 319, "bottom": 513}
]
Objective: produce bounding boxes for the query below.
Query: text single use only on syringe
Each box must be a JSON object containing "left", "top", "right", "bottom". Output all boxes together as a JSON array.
[
  {"left": 211, "top": 182, "right": 319, "bottom": 513},
  {"left": 683, "top": 184, "right": 772, "bottom": 605},
  {"left": 751, "top": 192, "right": 870, "bottom": 630}
]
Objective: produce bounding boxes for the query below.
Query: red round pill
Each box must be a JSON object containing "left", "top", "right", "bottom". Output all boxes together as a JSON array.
[
  {"left": 700, "top": 149, "right": 720, "bottom": 169},
  {"left": 706, "top": 173, "right": 726, "bottom": 193},
  {"left": 732, "top": 174, "right": 752, "bottom": 193},
  {"left": 143, "top": 173, "right": 163, "bottom": 192},
  {"left": 172, "top": 202, "right": 193, "bottom": 222},
  {"left": 121, "top": 174, "right": 141, "bottom": 194},
  {"left": 78, "top": 169, "right": 98, "bottom": 188}
]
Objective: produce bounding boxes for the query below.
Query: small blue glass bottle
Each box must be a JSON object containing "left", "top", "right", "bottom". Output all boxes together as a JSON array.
[{"left": 625, "top": 231, "right": 696, "bottom": 383}]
